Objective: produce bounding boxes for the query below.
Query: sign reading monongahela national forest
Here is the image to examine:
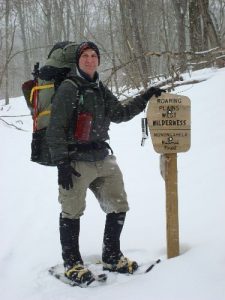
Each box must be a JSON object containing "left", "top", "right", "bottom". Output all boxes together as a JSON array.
[{"left": 147, "top": 93, "right": 191, "bottom": 153}]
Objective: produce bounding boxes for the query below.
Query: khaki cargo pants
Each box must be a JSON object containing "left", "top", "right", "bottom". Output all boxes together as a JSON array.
[{"left": 59, "top": 155, "right": 129, "bottom": 219}]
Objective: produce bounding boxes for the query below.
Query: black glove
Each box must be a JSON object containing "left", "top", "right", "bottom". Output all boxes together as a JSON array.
[
  {"left": 57, "top": 161, "right": 81, "bottom": 190},
  {"left": 142, "top": 87, "right": 166, "bottom": 102}
]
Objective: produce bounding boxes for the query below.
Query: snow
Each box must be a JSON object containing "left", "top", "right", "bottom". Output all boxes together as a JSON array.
[{"left": 0, "top": 67, "right": 225, "bottom": 300}]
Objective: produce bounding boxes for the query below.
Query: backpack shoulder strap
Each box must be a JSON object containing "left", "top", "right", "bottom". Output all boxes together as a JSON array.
[
  {"left": 99, "top": 80, "right": 107, "bottom": 100},
  {"left": 62, "top": 78, "right": 85, "bottom": 115},
  {"left": 64, "top": 78, "right": 78, "bottom": 89}
]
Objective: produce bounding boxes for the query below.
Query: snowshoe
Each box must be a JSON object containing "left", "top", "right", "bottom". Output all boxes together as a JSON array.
[{"left": 49, "top": 264, "right": 107, "bottom": 287}]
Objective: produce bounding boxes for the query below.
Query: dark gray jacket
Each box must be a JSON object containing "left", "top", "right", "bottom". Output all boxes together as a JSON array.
[{"left": 46, "top": 74, "right": 148, "bottom": 163}]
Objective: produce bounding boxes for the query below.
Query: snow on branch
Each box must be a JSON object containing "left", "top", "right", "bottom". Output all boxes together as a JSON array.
[{"left": 144, "top": 47, "right": 225, "bottom": 58}]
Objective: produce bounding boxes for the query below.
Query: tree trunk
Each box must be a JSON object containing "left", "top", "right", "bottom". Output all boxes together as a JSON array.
[
  {"left": 198, "top": 0, "right": 220, "bottom": 48},
  {"left": 171, "top": 0, "right": 188, "bottom": 71},
  {"left": 43, "top": 0, "right": 53, "bottom": 45},
  {"left": 5, "top": 0, "right": 9, "bottom": 105},
  {"left": 15, "top": 0, "right": 31, "bottom": 80},
  {"left": 127, "top": 0, "right": 149, "bottom": 88},
  {"left": 65, "top": 0, "right": 70, "bottom": 40},
  {"left": 189, "top": 0, "right": 203, "bottom": 51},
  {"left": 118, "top": 0, "right": 140, "bottom": 89},
  {"left": 108, "top": 0, "right": 119, "bottom": 94}
]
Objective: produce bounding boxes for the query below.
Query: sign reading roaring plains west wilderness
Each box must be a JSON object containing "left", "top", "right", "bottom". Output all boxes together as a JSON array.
[{"left": 147, "top": 93, "right": 191, "bottom": 153}]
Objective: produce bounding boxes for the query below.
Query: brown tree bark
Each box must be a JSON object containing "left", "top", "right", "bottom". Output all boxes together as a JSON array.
[
  {"left": 171, "top": 0, "right": 188, "bottom": 71},
  {"left": 4, "top": 0, "right": 10, "bottom": 105},
  {"left": 198, "top": 0, "right": 220, "bottom": 48},
  {"left": 189, "top": 0, "right": 203, "bottom": 51},
  {"left": 15, "top": 0, "right": 31, "bottom": 80}
]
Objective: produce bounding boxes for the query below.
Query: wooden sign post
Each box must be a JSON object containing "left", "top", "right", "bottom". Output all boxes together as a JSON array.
[
  {"left": 147, "top": 93, "right": 191, "bottom": 259},
  {"left": 164, "top": 153, "right": 179, "bottom": 258}
]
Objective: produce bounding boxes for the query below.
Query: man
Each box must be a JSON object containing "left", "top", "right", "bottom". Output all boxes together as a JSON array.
[{"left": 46, "top": 41, "right": 164, "bottom": 285}]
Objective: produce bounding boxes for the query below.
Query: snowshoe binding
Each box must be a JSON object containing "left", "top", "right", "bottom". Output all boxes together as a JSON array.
[
  {"left": 64, "top": 263, "right": 96, "bottom": 286},
  {"left": 102, "top": 256, "right": 138, "bottom": 274}
]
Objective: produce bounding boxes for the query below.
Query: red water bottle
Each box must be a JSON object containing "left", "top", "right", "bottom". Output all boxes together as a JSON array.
[{"left": 74, "top": 112, "right": 93, "bottom": 142}]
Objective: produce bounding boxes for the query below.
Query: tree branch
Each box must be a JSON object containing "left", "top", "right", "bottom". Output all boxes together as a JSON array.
[{"left": 0, "top": 117, "right": 28, "bottom": 131}]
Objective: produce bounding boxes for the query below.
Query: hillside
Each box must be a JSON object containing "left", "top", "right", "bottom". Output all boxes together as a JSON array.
[{"left": 0, "top": 67, "right": 225, "bottom": 300}]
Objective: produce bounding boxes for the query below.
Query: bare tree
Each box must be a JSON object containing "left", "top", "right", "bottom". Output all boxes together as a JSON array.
[
  {"left": 0, "top": 0, "right": 224, "bottom": 100},
  {"left": 1, "top": 0, "right": 16, "bottom": 104},
  {"left": 15, "top": 0, "right": 31, "bottom": 80},
  {"left": 107, "top": 0, "right": 119, "bottom": 93},
  {"left": 198, "top": 0, "right": 220, "bottom": 48},
  {"left": 171, "top": 0, "right": 188, "bottom": 71},
  {"left": 118, "top": 0, "right": 152, "bottom": 88},
  {"left": 42, "top": 0, "right": 53, "bottom": 45},
  {"left": 4, "top": 0, "right": 10, "bottom": 104},
  {"left": 118, "top": 0, "right": 141, "bottom": 88},
  {"left": 189, "top": 0, "right": 220, "bottom": 51},
  {"left": 210, "top": 0, "right": 225, "bottom": 45},
  {"left": 127, "top": 0, "right": 149, "bottom": 88},
  {"left": 189, "top": 0, "right": 203, "bottom": 51}
]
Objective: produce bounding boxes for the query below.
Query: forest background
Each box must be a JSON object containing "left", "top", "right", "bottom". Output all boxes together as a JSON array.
[{"left": 1, "top": 0, "right": 225, "bottom": 102}]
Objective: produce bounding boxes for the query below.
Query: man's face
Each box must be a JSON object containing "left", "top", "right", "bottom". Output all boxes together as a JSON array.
[{"left": 78, "top": 48, "right": 99, "bottom": 78}]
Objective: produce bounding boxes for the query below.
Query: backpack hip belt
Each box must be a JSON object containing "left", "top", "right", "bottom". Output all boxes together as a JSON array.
[{"left": 68, "top": 141, "right": 113, "bottom": 154}]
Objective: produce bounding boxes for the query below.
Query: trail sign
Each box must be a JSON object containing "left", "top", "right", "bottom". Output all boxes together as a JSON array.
[
  {"left": 146, "top": 92, "right": 191, "bottom": 259},
  {"left": 147, "top": 93, "right": 191, "bottom": 153}
]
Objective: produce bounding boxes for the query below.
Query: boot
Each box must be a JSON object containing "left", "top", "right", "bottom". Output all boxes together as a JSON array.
[
  {"left": 59, "top": 213, "right": 83, "bottom": 268},
  {"left": 102, "top": 212, "right": 138, "bottom": 274},
  {"left": 59, "top": 214, "right": 95, "bottom": 285}
]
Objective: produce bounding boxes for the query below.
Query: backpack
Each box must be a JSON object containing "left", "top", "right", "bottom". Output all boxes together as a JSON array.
[{"left": 22, "top": 41, "right": 79, "bottom": 166}]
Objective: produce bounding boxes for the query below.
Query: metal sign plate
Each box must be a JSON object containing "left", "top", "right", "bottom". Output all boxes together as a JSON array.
[{"left": 147, "top": 93, "right": 191, "bottom": 153}]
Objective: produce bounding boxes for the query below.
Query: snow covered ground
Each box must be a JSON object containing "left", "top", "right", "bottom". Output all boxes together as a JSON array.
[{"left": 0, "top": 67, "right": 225, "bottom": 300}]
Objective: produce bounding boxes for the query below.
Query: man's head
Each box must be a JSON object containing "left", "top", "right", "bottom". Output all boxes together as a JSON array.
[{"left": 75, "top": 41, "right": 100, "bottom": 79}]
